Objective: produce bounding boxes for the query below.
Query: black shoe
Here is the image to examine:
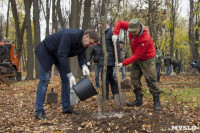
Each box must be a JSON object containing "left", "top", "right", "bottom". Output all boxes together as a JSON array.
[
  {"left": 126, "top": 93, "right": 143, "bottom": 107},
  {"left": 35, "top": 112, "right": 49, "bottom": 120},
  {"left": 153, "top": 93, "right": 162, "bottom": 111},
  {"left": 63, "top": 108, "right": 81, "bottom": 114}
]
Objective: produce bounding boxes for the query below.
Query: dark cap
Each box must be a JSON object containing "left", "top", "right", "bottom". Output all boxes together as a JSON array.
[{"left": 128, "top": 19, "right": 140, "bottom": 32}]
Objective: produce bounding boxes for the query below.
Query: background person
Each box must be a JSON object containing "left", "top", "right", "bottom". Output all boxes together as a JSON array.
[
  {"left": 164, "top": 54, "right": 173, "bottom": 76},
  {"left": 113, "top": 41, "right": 129, "bottom": 80},
  {"left": 87, "top": 42, "right": 101, "bottom": 89},
  {"left": 155, "top": 46, "right": 162, "bottom": 82}
]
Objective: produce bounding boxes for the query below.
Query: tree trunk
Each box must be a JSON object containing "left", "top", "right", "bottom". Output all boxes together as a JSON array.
[
  {"left": 69, "top": 0, "right": 82, "bottom": 79},
  {"left": 189, "top": 0, "right": 199, "bottom": 61},
  {"left": 101, "top": 0, "right": 109, "bottom": 114},
  {"left": 46, "top": 0, "right": 51, "bottom": 36},
  {"left": 33, "top": 0, "right": 41, "bottom": 79},
  {"left": 24, "top": 0, "right": 34, "bottom": 80},
  {"left": 56, "top": 0, "right": 65, "bottom": 29},
  {"left": 52, "top": 0, "right": 58, "bottom": 32},
  {"left": 148, "top": 0, "right": 152, "bottom": 37},
  {"left": 10, "top": 0, "right": 26, "bottom": 59},
  {"left": 169, "top": 0, "right": 175, "bottom": 57},
  {"left": 0, "top": 15, "right": 2, "bottom": 41},
  {"left": 6, "top": 0, "right": 10, "bottom": 38},
  {"left": 82, "top": 0, "right": 91, "bottom": 30}
]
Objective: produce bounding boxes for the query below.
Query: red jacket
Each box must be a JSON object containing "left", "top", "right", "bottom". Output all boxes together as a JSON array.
[{"left": 113, "top": 21, "right": 156, "bottom": 66}]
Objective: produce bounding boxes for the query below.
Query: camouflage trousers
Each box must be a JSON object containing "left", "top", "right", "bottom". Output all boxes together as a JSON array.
[{"left": 130, "top": 57, "right": 160, "bottom": 94}]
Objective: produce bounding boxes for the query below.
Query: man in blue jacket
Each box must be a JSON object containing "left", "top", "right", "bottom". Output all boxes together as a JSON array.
[{"left": 35, "top": 29, "right": 99, "bottom": 120}]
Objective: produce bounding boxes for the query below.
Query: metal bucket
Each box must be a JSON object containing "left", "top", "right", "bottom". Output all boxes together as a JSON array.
[{"left": 73, "top": 76, "right": 98, "bottom": 101}]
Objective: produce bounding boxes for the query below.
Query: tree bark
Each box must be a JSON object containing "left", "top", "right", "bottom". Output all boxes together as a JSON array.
[
  {"left": 24, "top": 0, "right": 34, "bottom": 80},
  {"left": 6, "top": 0, "right": 10, "bottom": 38},
  {"left": 10, "top": 0, "right": 26, "bottom": 59},
  {"left": 101, "top": 0, "right": 109, "bottom": 114},
  {"left": 33, "top": 0, "right": 41, "bottom": 79},
  {"left": 189, "top": 0, "right": 199, "bottom": 61},
  {"left": 82, "top": 0, "right": 91, "bottom": 30},
  {"left": 52, "top": 0, "right": 58, "bottom": 32},
  {"left": 46, "top": 0, "right": 51, "bottom": 36},
  {"left": 69, "top": 0, "right": 82, "bottom": 79},
  {"left": 56, "top": 0, "right": 65, "bottom": 29}
]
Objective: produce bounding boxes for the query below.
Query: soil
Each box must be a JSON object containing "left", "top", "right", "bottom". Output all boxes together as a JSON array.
[{"left": 0, "top": 72, "right": 199, "bottom": 132}]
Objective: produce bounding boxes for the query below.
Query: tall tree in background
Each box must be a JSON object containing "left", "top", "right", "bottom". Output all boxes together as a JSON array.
[
  {"left": 189, "top": 0, "right": 199, "bottom": 60},
  {"left": 33, "top": 0, "right": 41, "bottom": 79},
  {"left": 56, "top": 0, "right": 65, "bottom": 29},
  {"left": 24, "top": 0, "right": 34, "bottom": 79},
  {"left": 168, "top": 0, "right": 179, "bottom": 57},
  {"left": 69, "top": 0, "right": 82, "bottom": 78},
  {"left": 195, "top": 0, "right": 200, "bottom": 55},
  {"left": 40, "top": 0, "right": 51, "bottom": 36},
  {"left": 10, "top": 0, "right": 26, "bottom": 58},
  {"left": 52, "top": 0, "right": 58, "bottom": 32},
  {"left": 6, "top": 0, "right": 10, "bottom": 38},
  {"left": 82, "top": 0, "right": 91, "bottom": 30}
]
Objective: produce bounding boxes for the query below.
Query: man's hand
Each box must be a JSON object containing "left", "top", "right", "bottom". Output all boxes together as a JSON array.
[
  {"left": 112, "top": 35, "right": 118, "bottom": 44},
  {"left": 82, "top": 65, "right": 90, "bottom": 75},
  {"left": 117, "top": 63, "right": 123, "bottom": 68},
  {"left": 69, "top": 75, "right": 76, "bottom": 89},
  {"left": 87, "top": 62, "right": 90, "bottom": 66}
]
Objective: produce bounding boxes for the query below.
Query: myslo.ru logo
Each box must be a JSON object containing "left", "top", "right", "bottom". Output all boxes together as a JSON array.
[{"left": 171, "top": 125, "right": 198, "bottom": 131}]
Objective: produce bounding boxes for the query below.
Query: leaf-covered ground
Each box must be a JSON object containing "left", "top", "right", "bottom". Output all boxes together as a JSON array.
[{"left": 0, "top": 72, "right": 200, "bottom": 132}]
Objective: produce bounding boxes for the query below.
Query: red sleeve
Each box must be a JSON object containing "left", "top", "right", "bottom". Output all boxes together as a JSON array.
[
  {"left": 113, "top": 21, "right": 129, "bottom": 35},
  {"left": 122, "top": 41, "right": 149, "bottom": 66}
]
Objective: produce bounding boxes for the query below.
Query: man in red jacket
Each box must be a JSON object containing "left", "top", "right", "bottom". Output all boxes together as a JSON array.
[{"left": 112, "top": 19, "right": 161, "bottom": 111}]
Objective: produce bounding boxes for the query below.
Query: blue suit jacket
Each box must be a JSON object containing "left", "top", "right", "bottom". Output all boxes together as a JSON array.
[{"left": 35, "top": 29, "right": 86, "bottom": 74}]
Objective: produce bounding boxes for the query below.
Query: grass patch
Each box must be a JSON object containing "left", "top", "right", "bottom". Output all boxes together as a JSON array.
[{"left": 162, "top": 87, "right": 200, "bottom": 109}]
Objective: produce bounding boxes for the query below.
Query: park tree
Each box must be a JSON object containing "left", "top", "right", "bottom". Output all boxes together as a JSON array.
[
  {"left": 33, "top": 0, "right": 41, "bottom": 79},
  {"left": 189, "top": 0, "right": 199, "bottom": 61},
  {"left": 24, "top": 0, "right": 34, "bottom": 80}
]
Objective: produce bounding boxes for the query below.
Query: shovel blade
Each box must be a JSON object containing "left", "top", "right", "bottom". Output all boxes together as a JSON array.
[
  {"left": 114, "top": 93, "right": 126, "bottom": 106},
  {"left": 47, "top": 92, "right": 58, "bottom": 104},
  {"left": 119, "top": 93, "right": 126, "bottom": 106},
  {"left": 114, "top": 94, "right": 120, "bottom": 106}
]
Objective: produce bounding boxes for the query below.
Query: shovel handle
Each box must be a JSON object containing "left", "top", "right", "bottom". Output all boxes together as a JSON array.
[
  {"left": 51, "top": 65, "right": 55, "bottom": 88},
  {"left": 113, "top": 42, "right": 122, "bottom": 93}
]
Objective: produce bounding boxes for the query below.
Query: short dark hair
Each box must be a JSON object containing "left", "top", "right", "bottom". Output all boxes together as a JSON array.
[
  {"left": 119, "top": 41, "right": 125, "bottom": 44},
  {"left": 84, "top": 29, "right": 99, "bottom": 43}
]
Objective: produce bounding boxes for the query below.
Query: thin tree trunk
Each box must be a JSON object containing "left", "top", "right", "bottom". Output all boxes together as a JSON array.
[
  {"left": 170, "top": 0, "right": 175, "bottom": 57},
  {"left": 6, "top": 0, "right": 10, "bottom": 38},
  {"left": 69, "top": 0, "right": 82, "bottom": 79},
  {"left": 82, "top": 0, "right": 91, "bottom": 30},
  {"left": 10, "top": 0, "right": 26, "bottom": 59},
  {"left": 56, "top": 0, "right": 65, "bottom": 29},
  {"left": 46, "top": 0, "right": 51, "bottom": 36},
  {"left": 189, "top": 0, "right": 199, "bottom": 61},
  {"left": 33, "top": 0, "right": 41, "bottom": 79},
  {"left": 24, "top": 0, "right": 34, "bottom": 80},
  {"left": 101, "top": 0, "right": 110, "bottom": 114},
  {"left": 52, "top": 0, "right": 57, "bottom": 32}
]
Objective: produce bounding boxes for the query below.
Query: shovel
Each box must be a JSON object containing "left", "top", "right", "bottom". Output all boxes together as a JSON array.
[
  {"left": 113, "top": 42, "right": 126, "bottom": 106},
  {"left": 47, "top": 65, "right": 58, "bottom": 104}
]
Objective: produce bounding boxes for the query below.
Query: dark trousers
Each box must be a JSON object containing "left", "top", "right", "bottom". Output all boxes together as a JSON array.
[
  {"left": 156, "top": 63, "right": 161, "bottom": 82},
  {"left": 101, "top": 66, "right": 119, "bottom": 98}
]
